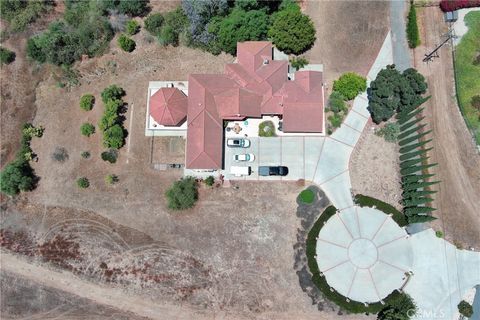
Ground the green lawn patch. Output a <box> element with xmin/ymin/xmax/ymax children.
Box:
<box><xmin>354</xmin><ymin>194</ymin><xmax>408</xmax><ymax>227</ymax></box>
<box><xmin>454</xmin><ymin>11</ymin><xmax>480</xmax><ymax>144</ymax></box>
<box><xmin>258</xmin><ymin>120</ymin><xmax>276</xmax><ymax>137</ymax></box>
<box><xmin>305</xmin><ymin>205</ymin><xmax>403</xmax><ymax>313</ymax></box>
<box><xmin>298</xmin><ymin>189</ymin><xmax>315</xmax><ymax>204</ymax></box>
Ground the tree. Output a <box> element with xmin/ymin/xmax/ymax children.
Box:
<box><xmin>408</xmin><ymin>214</ymin><xmax>436</xmax><ymax>223</ymax></box>
<box><xmin>406</xmin><ymin>4</ymin><xmax>420</xmax><ymax>48</ymax></box>
<box><xmin>0</xmin><ymin>160</ymin><xmax>36</xmax><ymax>196</ymax></box>
<box><xmin>165</xmin><ymin>177</ymin><xmax>198</xmax><ymax>210</ymax></box>
<box><xmin>77</xmin><ymin>177</ymin><xmax>90</xmax><ymax>189</ymax></box>
<box><xmin>118</xmin><ymin>34</ymin><xmax>136</xmax><ymax>52</ymax></box>
<box><xmin>402</xmin><ymin>196</ymin><xmax>433</xmax><ymax>207</ymax></box>
<box><xmin>0</xmin><ymin>47</ymin><xmax>16</xmax><ymax>64</ymax></box>
<box><xmin>126</xmin><ymin>19</ymin><xmax>140</xmax><ymax>35</ymax></box>
<box><xmin>328</xmin><ymin>91</ymin><xmax>347</xmax><ymax>114</ymax></box>
<box><xmin>101</xmin><ymin>149</ymin><xmax>118</xmax><ymax>163</ymax></box>
<box><xmin>80</xmin><ymin>94</ymin><xmax>95</xmax><ymax>111</ymax></box>
<box><xmin>401</xmin><ymin>173</ymin><xmax>434</xmax><ymax>184</ymax></box>
<box><xmin>209</xmin><ymin>8</ymin><xmax>269</xmax><ymax>55</ymax></box>
<box><xmin>103</xmin><ymin>124</ymin><xmax>125</xmax><ymax>149</ymax></box>
<box><xmin>182</xmin><ymin>0</ymin><xmax>229</xmax><ymax>46</ymax></box>
<box><xmin>333</xmin><ymin>73</ymin><xmax>367</xmax><ymax>100</ymax></box>
<box><xmin>378</xmin><ymin>293</ymin><xmax>416</xmax><ymax>320</ymax></box>
<box><xmin>398</xmin><ymin>130</ymin><xmax>432</xmax><ymax>146</ymax></box>
<box><xmin>144</xmin><ymin>12</ymin><xmax>164</xmax><ymax>35</ymax></box>
<box><xmin>290</xmin><ymin>56</ymin><xmax>309</xmax><ymax>69</ymax></box>
<box><xmin>400</xmin><ymin>116</ymin><xmax>425</xmax><ymax>132</ymax></box>
<box><xmin>397</xmin><ymin>124</ymin><xmax>428</xmax><ymax>140</ymax></box>
<box><xmin>400</xmin><ymin>162</ymin><xmax>436</xmax><ymax>176</ymax></box>
<box><xmin>397</xmin><ymin>107</ymin><xmax>424</xmax><ymax>125</ymax></box>
<box><xmin>402</xmin><ymin>180</ymin><xmax>439</xmax><ymax>192</ymax></box>
<box><xmin>399</xmin><ymin>139</ymin><xmax>432</xmax><ymax>154</ymax></box>
<box><xmin>80</xmin><ymin>123</ymin><xmax>95</xmax><ymax>137</ymax></box>
<box><xmin>117</xmin><ymin>0</ymin><xmax>149</xmax><ymax>17</ymax></box>
<box><xmin>458</xmin><ymin>300</ymin><xmax>474</xmax><ymax>318</ymax></box>
<box><xmin>101</xmin><ymin>85</ymin><xmax>125</xmax><ymax>103</ymax></box>
<box><xmin>268</xmin><ymin>6</ymin><xmax>316</xmax><ymax>54</ymax></box>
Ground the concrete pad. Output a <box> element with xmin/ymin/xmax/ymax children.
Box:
<box><xmin>339</xmin><ymin>207</ymin><xmax>361</xmax><ymax>239</ymax></box>
<box><xmin>331</xmin><ymin>124</ymin><xmax>362</xmax><ymax>148</ymax></box>
<box><xmin>371</xmin><ymin>261</ymin><xmax>407</xmax><ymax>299</ymax></box>
<box><xmin>316</xmin><ymin>241</ymin><xmax>349</xmax><ymax>270</ymax></box>
<box><xmin>314</xmin><ymin>138</ymin><xmax>351</xmax><ymax>184</ymax></box>
<box><xmin>357</xmin><ymin>207</ymin><xmax>388</xmax><ymax>239</ymax></box>
<box><xmin>378</xmin><ymin>237</ymin><xmax>412</xmax><ymax>272</ymax></box>
<box><xmin>320</xmin><ymin>171</ymin><xmax>354</xmax><ymax>210</ymax></box>
<box><xmin>281</xmin><ymin>137</ymin><xmax>304</xmax><ymax>180</ymax></box>
<box><xmin>322</xmin><ymin>261</ymin><xmax>356</xmax><ymax>295</ymax></box>
<box><xmin>349</xmin><ymin>269</ymin><xmax>380</xmax><ymax>302</ymax></box>
<box><xmin>372</xmin><ymin>218</ymin><xmax>406</xmax><ymax>246</ymax></box>
<box><xmin>318</xmin><ymin>215</ymin><xmax>354</xmax><ymax>248</ymax></box>
<box><xmin>258</xmin><ymin>138</ymin><xmax>281</xmax><ymax>165</ymax></box>
<box><xmin>343</xmin><ymin>111</ymin><xmax>369</xmax><ymax>133</ymax></box>
<box><xmin>304</xmin><ymin>137</ymin><xmax>325</xmax><ymax>181</ymax></box>
<box><xmin>352</xmin><ymin>92</ymin><xmax>371</xmax><ymax>119</ymax></box>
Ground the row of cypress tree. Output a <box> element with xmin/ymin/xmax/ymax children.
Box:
<box><xmin>396</xmin><ymin>96</ymin><xmax>439</xmax><ymax>224</ymax></box>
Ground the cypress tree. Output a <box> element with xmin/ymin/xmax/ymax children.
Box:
<box><xmin>404</xmin><ymin>206</ymin><xmax>436</xmax><ymax>216</ymax></box>
<box><xmin>400</xmin><ymin>116</ymin><xmax>425</xmax><ymax>132</ymax></box>
<box><xmin>403</xmin><ymin>197</ymin><xmax>433</xmax><ymax>206</ymax></box>
<box><xmin>396</xmin><ymin>96</ymin><xmax>430</xmax><ymax>119</ymax></box>
<box><xmin>399</xmin><ymin>147</ymin><xmax>432</xmax><ymax>161</ymax></box>
<box><xmin>399</xmin><ymin>130</ymin><xmax>432</xmax><ymax>146</ymax></box>
<box><xmin>407</xmin><ymin>214</ymin><xmax>437</xmax><ymax>223</ymax></box>
<box><xmin>402</xmin><ymin>180</ymin><xmax>440</xmax><ymax>192</ymax></box>
<box><xmin>397</xmin><ymin>107</ymin><xmax>425</xmax><ymax>125</ymax></box>
<box><xmin>398</xmin><ymin>124</ymin><xmax>428</xmax><ymax>140</ymax></box>
<box><xmin>400</xmin><ymin>139</ymin><xmax>433</xmax><ymax>154</ymax></box>
<box><xmin>400</xmin><ymin>157</ymin><xmax>429</xmax><ymax>169</ymax></box>
<box><xmin>402</xmin><ymin>173</ymin><xmax>435</xmax><ymax>184</ymax></box>
<box><xmin>400</xmin><ymin>163</ymin><xmax>437</xmax><ymax>176</ymax></box>
<box><xmin>402</xmin><ymin>189</ymin><xmax>437</xmax><ymax>199</ymax></box>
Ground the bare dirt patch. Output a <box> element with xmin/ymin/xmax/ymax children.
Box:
<box><xmin>305</xmin><ymin>1</ymin><xmax>390</xmax><ymax>85</ymax></box>
<box><xmin>414</xmin><ymin>7</ymin><xmax>480</xmax><ymax>248</ymax></box>
<box><xmin>350</xmin><ymin>122</ymin><xmax>403</xmax><ymax>210</ymax></box>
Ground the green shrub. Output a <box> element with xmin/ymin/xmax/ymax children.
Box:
<box><xmin>126</xmin><ymin>19</ymin><xmax>140</xmax><ymax>35</ymax></box>
<box><xmin>103</xmin><ymin>124</ymin><xmax>125</xmax><ymax>149</ymax></box>
<box><xmin>80</xmin><ymin>94</ymin><xmax>95</xmax><ymax>111</ymax></box>
<box><xmin>0</xmin><ymin>159</ymin><xmax>36</xmax><ymax>196</ymax></box>
<box><xmin>406</xmin><ymin>5</ymin><xmax>420</xmax><ymax>48</ymax></box>
<box><xmin>144</xmin><ymin>13</ymin><xmax>164</xmax><ymax>35</ymax></box>
<box><xmin>458</xmin><ymin>300</ymin><xmax>474</xmax><ymax>318</ymax></box>
<box><xmin>0</xmin><ymin>47</ymin><xmax>16</xmax><ymax>64</ymax></box>
<box><xmin>328</xmin><ymin>91</ymin><xmax>347</xmax><ymax>114</ymax></box>
<box><xmin>268</xmin><ymin>4</ymin><xmax>316</xmax><ymax>55</ymax></box>
<box><xmin>290</xmin><ymin>56</ymin><xmax>309</xmax><ymax>69</ymax></box>
<box><xmin>375</xmin><ymin>123</ymin><xmax>400</xmax><ymax>142</ymax></box>
<box><xmin>354</xmin><ymin>194</ymin><xmax>407</xmax><ymax>226</ymax></box>
<box><xmin>101</xmin><ymin>149</ymin><xmax>118</xmax><ymax>163</ymax></box>
<box><xmin>101</xmin><ymin>85</ymin><xmax>125</xmax><ymax>104</ymax></box>
<box><xmin>0</xmin><ymin>0</ymin><xmax>52</xmax><ymax>32</ymax></box>
<box><xmin>204</xmin><ymin>176</ymin><xmax>215</xmax><ymax>186</ymax></box>
<box><xmin>118</xmin><ymin>34</ymin><xmax>136</xmax><ymax>52</ymax></box>
<box><xmin>80</xmin><ymin>123</ymin><xmax>95</xmax><ymax>137</ymax></box>
<box><xmin>258</xmin><ymin>120</ymin><xmax>276</xmax><ymax>137</ymax></box>
<box><xmin>105</xmin><ymin>174</ymin><xmax>119</xmax><ymax>185</ymax></box>
<box><xmin>76</xmin><ymin>177</ymin><xmax>89</xmax><ymax>189</ymax></box>
<box><xmin>158</xmin><ymin>25</ymin><xmax>178</xmax><ymax>46</ymax></box>
<box><xmin>435</xmin><ymin>230</ymin><xmax>444</xmax><ymax>238</ymax></box>
<box><xmin>81</xmin><ymin>151</ymin><xmax>91</xmax><ymax>159</ymax></box>
<box><xmin>298</xmin><ymin>189</ymin><xmax>315</xmax><ymax>204</ymax></box>
<box><xmin>165</xmin><ymin>177</ymin><xmax>198</xmax><ymax>210</ymax></box>
<box><xmin>22</xmin><ymin>123</ymin><xmax>44</xmax><ymax>138</ymax></box>
<box><xmin>377</xmin><ymin>293</ymin><xmax>417</xmax><ymax>320</ymax></box>
<box><xmin>332</xmin><ymin>72</ymin><xmax>367</xmax><ymax>100</ymax></box>
<box><xmin>328</xmin><ymin>113</ymin><xmax>343</xmax><ymax>128</ymax></box>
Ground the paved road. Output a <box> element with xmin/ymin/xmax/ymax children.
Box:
<box><xmin>390</xmin><ymin>0</ymin><xmax>411</xmax><ymax>71</ymax></box>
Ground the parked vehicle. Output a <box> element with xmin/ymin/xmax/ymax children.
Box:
<box><xmin>258</xmin><ymin>166</ymin><xmax>289</xmax><ymax>176</ymax></box>
<box><xmin>234</xmin><ymin>153</ymin><xmax>255</xmax><ymax>162</ymax></box>
<box><xmin>230</xmin><ymin>166</ymin><xmax>251</xmax><ymax>177</ymax></box>
<box><xmin>227</xmin><ymin>138</ymin><xmax>250</xmax><ymax>148</ymax></box>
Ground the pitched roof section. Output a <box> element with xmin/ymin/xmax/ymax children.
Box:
<box><xmin>149</xmin><ymin>88</ymin><xmax>187</xmax><ymax>126</ymax></box>
<box><xmin>185</xmin><ymin>42</ymin><xmax>324</xmax><ymax>169</ymax></box>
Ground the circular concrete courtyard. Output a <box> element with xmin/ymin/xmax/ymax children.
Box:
<box><xmin>315</xmin><ymin>206</ymin><xmax>413</xmax><ymax>303</ymax></box>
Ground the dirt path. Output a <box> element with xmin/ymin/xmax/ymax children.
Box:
<box><xmin>1</xmin><ymin>251</ymin><xmax>369</xmax><ymax>320</ymax></box>
<box><xmin>414</xmin><ymin>7</ymin><xmax>480</xmax><ymax>248</ymax></box>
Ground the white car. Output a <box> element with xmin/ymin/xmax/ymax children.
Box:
<box><xmin>227</xmin><ymin>138</ymin><xmax>250</xmax><ymax>148</ymax></box>
<box><xmin>234</xmin><ymin>153</ymin><xmax>255</xmax><ymax>162</ymax></box>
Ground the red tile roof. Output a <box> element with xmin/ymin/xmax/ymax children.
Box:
<box><xmin>149</xmin><ymin>88</ymin><xmax>187</xmax><ymax>126</ymax></box>
<box><xmin>185</xmin><ymin>41</ymin><xmax>324</xmax><ymax>169</ymax></box>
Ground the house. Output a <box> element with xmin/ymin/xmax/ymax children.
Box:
<box><xmin>147</xmin><ymin>41</ymin><xmax>325</xmax><ymax>171</ymax></box>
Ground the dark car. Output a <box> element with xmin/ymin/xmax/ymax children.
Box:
<box><xmin>258</xmin><ymin>166</ymin><xmax>289</xmax><ymax>176</ymax></box>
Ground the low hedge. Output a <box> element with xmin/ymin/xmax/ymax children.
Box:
<box><xmin>353</xmin><ymin>194</ymin><xmax>408</xmax><ymax>227</ymax></box>
<box><xmin>306</xmin><ymin>204</ymin><xmax>403</xmax><ymax>313</ymax></box>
